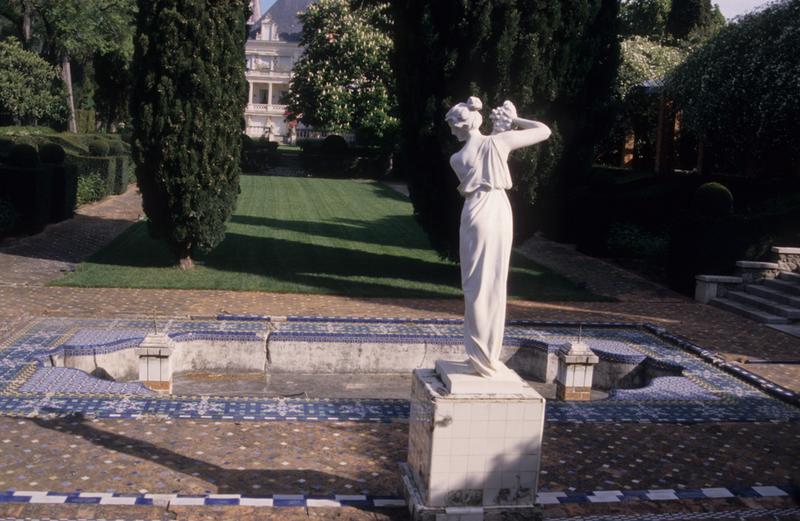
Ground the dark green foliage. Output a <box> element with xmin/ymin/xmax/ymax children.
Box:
<box><xmin>607</xmin><ymin>222</ymin><xmax>669</xmax><ymax>258</ymax></box>
<box><xmin>87</xmin><ymin>138</ymin><xmax>110</xmax><ymax>157</ymax></box>
<box><xmin>0</xmin><ymin>199</ymin><xmax>16</xmax><ymax>236</ymax></box>
<box><xmin>94</xmin><ymin>51</ymin><xmax>133</xmax><ymax>131</ymax></box>
<box><xmin>64</xmin><ymin>153</ymin><xmax>116</xmax><ymax>196</ymax></box>
<box><xmin>667</xmin><ymin>1</ymin><xmax>800</xmax><ymax>177</ymax></box>
<box><xmin>321</xmin><ymin>135</ymin><xmax>348</xmax><ymax>155</ymax></box>
<box><xmin>0</xmin><ymin>165</ymin><xmax>54</xmax><ymax>232</ymax></box>
<box><xmin>131</xmin><ymin>0</ymin><xmax>248</xmax><ymax>262</ymax></box>
<box><xmin>666</xmin><ymin>0</ymin><xmax>718</xmax><ymax>40</ymax></box>
<box><xmin>7</xmin><ymin>143</ymin><xmax>39</xmax><ymax>167</ymax></box>
<box><xmin>392</xmin><ymin>0</ymin><xmax>620</xmax><ymax>259</ymax></box>
<box><xmin>75</xmin><ymin>109</ymin><xmax>97</xmax><ymax>134</ymax></box>
<box><xmin>50</xmin><ymin>165</ymin><xmax>78</xmax><ymax>222</ymax></box>
<box><xmin>692</xmin><ymin>182</ymin><xmax>733</xmax><ymax>217</ymax></box>
<box><xmin>76</xmin><ymin>171</ymin><xmax>107</xmax><ymax>205</ymax></box>
<box><xmin>39</xmin><ymin>143</ymin><xmax>66</xmax><ymax>165</ymax></box>
<box><xmin>620</xmin><ymin>0</ymin><xmax>670</xmax><ymax>39</ymax></box>
<box><xmin>112</xmin><ymin>156</ymin><xmax>130</xmax><ymax>194</ymax></box>
<box><xmin>0</xmin><ymin>139</ymin><xmax>14</xmax><ymax>158</ymax></box>
<box><xmin>0</xmin><ymin>38</ymin><xmax>68</xmax><ymax>125</ymax></box>
<box><xmin>107</xmin><ymin>139</ymin><xmax>126</xmax><ymax>155</ymax></box>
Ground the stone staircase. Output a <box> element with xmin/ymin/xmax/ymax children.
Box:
<box><xmin>696</xmin><ymin>247</ymin><xmax>800</xmax><ymax>325</ymax></box>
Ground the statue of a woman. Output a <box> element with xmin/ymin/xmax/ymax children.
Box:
<box><xmin>445</xmin><ymin>97</ymin><xmax>551</xmax><ymax>378</ymax></box>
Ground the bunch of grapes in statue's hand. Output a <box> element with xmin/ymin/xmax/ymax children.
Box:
<box><xmin>490</xmin><ymin>100</ymin><xmax>517</xmax><ymax>134</ymax></box>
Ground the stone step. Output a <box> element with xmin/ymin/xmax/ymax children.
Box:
<box><xmin>745</xmin><ymin>284</ymin><xmax>800</xmax><ymax>308</ymax></box>
<box><xmin>727</xmin><ymin>290</ymin><xmax>800</xmax><ymax>319</ymax></box>
<box><xmin>709</xmin><ymin>297</ymin><xmax>790</xmax><ymax>324</ymax></box>
<box><xmin>778</xmin><ymin>271</ymin><xmax>800</xmax><ymax>284</ymax></box>
<box><xmin>764</xmin><ymin>277</ymin><xmax>800</xmax><ymax>297</ymax></box>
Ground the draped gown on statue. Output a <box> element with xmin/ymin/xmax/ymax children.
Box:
<box><xmin>450</xmin><ymin>135</ymin><xmax>513</xmax><ymax>377</ymax></box>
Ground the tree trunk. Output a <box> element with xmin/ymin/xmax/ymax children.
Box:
<box><xmin>61</xmin><ymin>54</ymin><xmax>78</xmax><ymax>133</ymax></box>
<box><xmin>21</xmin><ymin>1</ymin><xmax>32</xmax><ymax>48</ymax></box>
<box><xmin>178</xmin><ymin>242</ymin><xmax>194</xmax><ymax>270</ymax></box>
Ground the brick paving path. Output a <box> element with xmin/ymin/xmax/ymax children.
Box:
<box><xmin>0</xmin><ymin>185</ymin><xmax>798</xmax><ymax>520</ymax></box>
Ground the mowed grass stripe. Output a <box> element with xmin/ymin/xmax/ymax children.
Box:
<box><xmin>53</xmin><ymin>176</ymin><xmax>604</xmax><ymax>300</ymax></box>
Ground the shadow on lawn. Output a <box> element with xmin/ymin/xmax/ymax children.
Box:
<box><xmin>29</xmin><ymin>414</ymin><xmax>405</xmax><ymax>507</ymax></box>
<box><xmin>205</xmin><ymin>231</ymin><xmax>462</xmax><ymax>298</ymax></box>
<box><xmin>228</xmin><ymin>214</ymin><xmax>432</xmax><ymax>251</ymax></box>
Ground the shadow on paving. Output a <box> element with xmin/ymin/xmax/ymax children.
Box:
<box><xmin>0</xmin><ymin>215</ymin><xmax>135</xmax><ymax>264</ymax></box>
<box><xmin>30</xmin><ymin>413</ymin><xmax>400</xmax><ymax>502</ymax></box>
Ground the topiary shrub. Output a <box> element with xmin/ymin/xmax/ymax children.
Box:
<box><xmin>7</xmin><ymin>144</ymin><xmax>39</xmax><ymax>167</ymax></box>
<box><xmin>692</xmin><ymin>181</ymin><xmax>733</xmax><ymax>217</ymax></box>
<box><xmin>321</xmin><ymin>134</ymin><xmax>348</xmax><ymax>155</ymax></box>
<box><xmin>39</xmin><ymin>143</ymin><xmax>66</xmax><ymax>165</ymax></box>
<box><xmin>87</xmin><ymin>139</ymin><xmax>110</xmax><ymax>157</ymax></box>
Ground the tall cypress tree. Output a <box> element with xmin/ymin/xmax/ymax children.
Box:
<box><xmin>131</xmin><ymin>0</ymin><xmax>248</xmax><ymax>269</ymax></box>
<box><xmin>392</xmin><ymin>0</ymin><xmax>619</xmax><ymax>259</ymax></box>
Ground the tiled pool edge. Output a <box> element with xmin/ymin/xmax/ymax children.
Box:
<box><xmin>0</xmin><ymin>483</ymin><xmax>790</xmax><ymax>507</ymax></box>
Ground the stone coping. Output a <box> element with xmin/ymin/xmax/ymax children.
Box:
<box><xmin>696</xmin><ymin>275</ymin><xmax>742</xmax><ymax>283</ymax></box>
<box><xmin>736</xmin><ymin>261</ymin><xmax>781</xmax><ymax>269</ymax></box>
<box><xmin>772</xmin><ymin>246</ymin><xmax>800</xmax><ymax>255</ymax></box>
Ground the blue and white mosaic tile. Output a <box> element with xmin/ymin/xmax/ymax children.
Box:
<box><xmin>0</xmin><ymin>483</ymin><xmax>789</xmax><ymax>509</ymax></box>
<box><xmin>0</xmin><ymin>316</ymin><xmax>796</xmax><ymax>423</ymax></box>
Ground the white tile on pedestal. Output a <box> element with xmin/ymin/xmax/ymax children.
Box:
<box><xmin>451</xmin><ymin>437</ymin><xmax>470</xmax><ymax>456</ymax></box>
<box><xmin>466</xmin><ymin>454</ymin><xmax>486</xmax><ymax>474</ymax></box>
<box><xmin>486</xmin><ymin>420</ymin><xmax>506</xmax><ymax>438</ymax></box>
<box><xmin>450</xmin><ymin>455</ymin><xmax>468</xmax><ymax>474</ymax></box>
<box><xmin>506</xmin><ymin>403</ymin><xmax>526</xmax><ymax>421</ymax></box>
<box><xmin>453</xmin><ymin>402</ymin><xmax>472</xmax><ymax>420</ymax></box>
<box><xmin>471</xmin><ymin>403</ymin><xmax>490</xmax><ymax>420</ymax></box>
<box><xmin>524</xmin><ymin>403</ymin><xmax>543</xmax><ymax>421</ymax></box>
<box><xmin>470</xmin><ymin>420</ymin><xmax>490</xmax><ymax>438</ymax></box>
<box><xmin>488</xmin><ymin>403</ymin><xmax>507</xmax><ymax>421</ymax></box>
<box><xmin>451</xmin><ymin>419</ymin><xmax>472</xmax><ymax>439</ymax></box>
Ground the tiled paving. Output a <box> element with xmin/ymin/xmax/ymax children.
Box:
<box><xmin>0</xmin><ymin>189</ymin><xmax>798</xmax><ymax>520</ymax></box>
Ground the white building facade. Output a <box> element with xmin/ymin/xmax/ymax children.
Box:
<box><xmin>244</xmin><ymin>0</ymin><xmax>312</xmax><ymax>140</ymax></box>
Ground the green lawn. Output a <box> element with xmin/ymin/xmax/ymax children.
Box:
<box><xmin>54</xmin><ymin>176</ymin><xmax>605</xmax><ymax>300</ymax></box>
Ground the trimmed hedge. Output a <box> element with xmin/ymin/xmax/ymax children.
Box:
<box><xmin>0</xmin><ymin>164</ymin><xmax>54</xmax><ymax>233</ymax></box>
<box><xmin>64</xmin><ymin>153</ymin><xmax>116</xmax><ymax>196</ymax></box>
<box><xmin>112</xmin><ymin>155</ymin><xmax>131</xmax><ymax>194</ymax></box>
<box><xmin>49</xmin><ymin>164</ymin><xmax>78</xmax><ymax>222</ymax></box>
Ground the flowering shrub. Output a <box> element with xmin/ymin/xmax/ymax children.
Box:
<box><xmin>667</xmin><ymin>0</ymin><xmax>800</xmax><ymax>176</ymax></box>
<box><xmin>288</xmin><ymin>0</ymin><xmax>397</xmax><ymax>145</ymax></box>
<box><xmin>618</xmin><ymin>36</ymin><xmax>686</xmax><ymax>100</ymax></box>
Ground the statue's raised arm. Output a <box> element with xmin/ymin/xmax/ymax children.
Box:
<box><xmin>445</xmin><ymin>97</ymin><xmax>551</xmax><ymax>378</ymax></box>
<box><xmin>490</xmin><ymin>100</ymin><xmax>551</xmax><ymax>150</ymax></box>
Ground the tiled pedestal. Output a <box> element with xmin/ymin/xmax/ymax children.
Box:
<box><xmin>401</xmin><ymin>363</ymin><xmax>545</xmax><ymax>521</ymax></box>
<box><xmin>555</xmin><ymin>342</ymin><xmax>598</xmax><ymax>401</ymax></box>
<box><xmin>135</xmin><ymin>333</ymin><xmax>173</xmax><ymax>393</ymax></box>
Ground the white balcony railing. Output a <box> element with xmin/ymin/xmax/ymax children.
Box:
<box><xmin>246</xmin><ymin>103</ymin><xmax>288</xmax><ymax>113</ymax></box>
<box><xmin>246</xmin><ymin>69</ymin><xmax>292</xmax><ymax>79</ymax></box>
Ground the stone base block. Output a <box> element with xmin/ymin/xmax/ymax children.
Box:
<box><xmin>142</xmin><ymin>380</ymin><xmax>172</xmax><ymax>393</ymax></box>
<box><xmin>406</xmin><ymin>367</ymin><xmax>545</xmax><ymax>519</ymax></box>
<box><xmin>556</xmin><ymin>384</ymin><xmax>591</xmax><ymax>401</ymax></box>
<box><xmin>401</xmin><ymin>463</ymin><xmax>543</xmax><ymax>521</ymax></box>
<box><xmin>436</xmin><ymin>360</ymin><xmax>526</xmax><ymax>395</ymax></box>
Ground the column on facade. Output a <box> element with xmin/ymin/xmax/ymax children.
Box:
<box><xmin>248</xmin><ymin>81</ymin><xmax>253</xmax><ymax>105</ymax></box>
<box><xmin>268</xmin><ymin>83</ymin><xmax>273</xmax><ymax>108</ymax></box>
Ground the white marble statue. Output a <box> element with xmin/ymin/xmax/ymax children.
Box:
<box><xmin>445</xmin><ymin>97</ymin><xmax>551</xmax><ymax>378</ymax></box>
